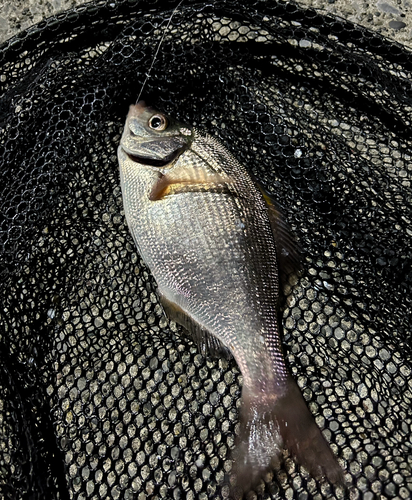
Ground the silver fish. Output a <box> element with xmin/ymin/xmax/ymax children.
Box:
<box><xmin>117</xmin><ymin>102</ymin><xmax>344</xmax><ymax>490</ymax></box>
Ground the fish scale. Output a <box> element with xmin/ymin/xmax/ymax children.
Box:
<box><xmin>118</xmin><ymin>101</ymin><xmax>344</xmax><ymax>492</ymax></box>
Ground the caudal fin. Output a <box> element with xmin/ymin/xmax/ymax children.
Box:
<box><xmin>232</xmin><ymin>376</ymin><xmax>344</xmax><ymax>493</ymax></box>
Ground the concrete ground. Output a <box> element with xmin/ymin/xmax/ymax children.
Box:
<box><xmin>0</xmin><ymin>0</ymin><xmax>411</xmax><ymax>48</ymax></box>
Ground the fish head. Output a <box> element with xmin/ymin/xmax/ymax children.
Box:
<box><xmin>119</xmin><ymin>101</ymin><xmax>193</xmax><ymax>168</ymax></box>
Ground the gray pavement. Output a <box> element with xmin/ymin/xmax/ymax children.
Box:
<box><xmin>0</xmin><ymin>0</ymin><xmax>412</xmax><ymax>48</ymax></box>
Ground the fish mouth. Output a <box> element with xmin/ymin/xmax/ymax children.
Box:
<box><xmin>122</xmin><ymin>145</ymin><xmax>187</xmax><ymax>168</ymax></box>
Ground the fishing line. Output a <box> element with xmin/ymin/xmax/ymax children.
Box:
<box><xmin>136</xmin><ymin>0</ymin><xmax>185</xmax><ymax>103</ymax></box>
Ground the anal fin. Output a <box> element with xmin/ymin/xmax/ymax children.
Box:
<box><xmin>159</xmin><ymin>293</ymin><xmax>232</xmax><ymax>359</ymax></box>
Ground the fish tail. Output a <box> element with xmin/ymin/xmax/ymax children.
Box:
<box><xmin>233</xmin><ymin>376</ymin><xmax>344</xmax><ymax>492</ymax></box>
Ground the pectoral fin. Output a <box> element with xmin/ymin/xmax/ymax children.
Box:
<box><xmin>150</xmin><ymin>171</ymin><xmax>234</xmax><ymax>201</ymax></box>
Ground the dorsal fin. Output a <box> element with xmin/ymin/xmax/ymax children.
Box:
<box><xmin>255</xmin><ymin>181</ymin><xmax>302</xmax><ymax>304</ymax></box>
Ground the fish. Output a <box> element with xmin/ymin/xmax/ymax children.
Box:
<box><xmin>117</xmin><ymin>101</ymin><xmax>344</xmax><ymax>492</ymax></box>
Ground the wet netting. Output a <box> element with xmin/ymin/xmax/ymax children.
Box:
<box><xmin>1</xmin><ymin>0</ymin><xmax>411</xmax><ymax>498</ymax></box>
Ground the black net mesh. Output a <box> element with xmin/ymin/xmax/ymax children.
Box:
<box><xmin>1</xmin><ymin>0</ymin><xmax>411</xmax><ymax>498</ymax></box>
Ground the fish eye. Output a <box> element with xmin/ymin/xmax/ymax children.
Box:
<box><xmin>148</xmin><ymin>114</ymin><xmax>168</xmax><ymax>131</ymax></box>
